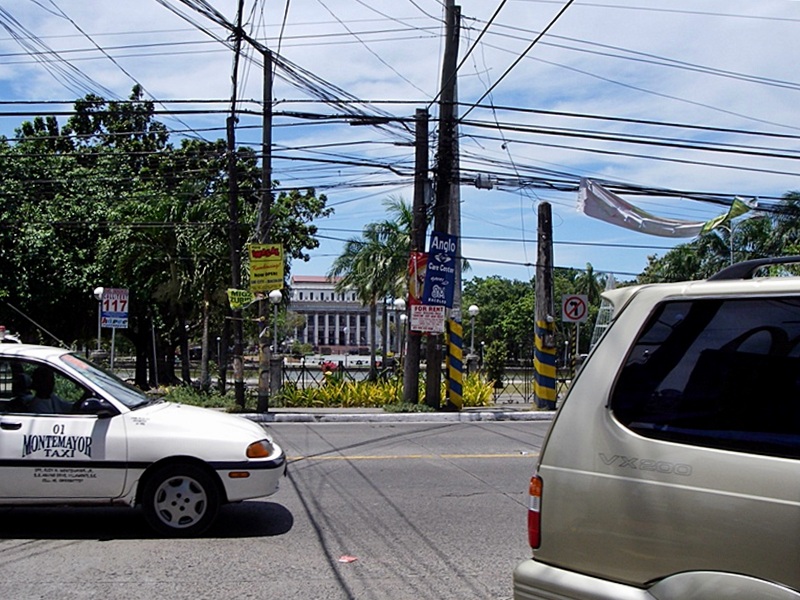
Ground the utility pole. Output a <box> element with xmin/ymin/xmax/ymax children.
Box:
<box><xmin>447</xmin><ymin>38</ymin><xmax>464</xmax><ymax>411</ymax></box>
<box><xmin>256</xmin><ymin>48</ymin><xmax>275</xmax><ymax>413</ymax></box>
<box><xmin>403</xmin><ymin>108</ymin><xmax>429</xmax><ymax>405</ymax></box>
<box><xmin>427</xmin><ymin>0</ymin><xmax>460</xmax><ymax>410</ymax></box>
<box><xmin>534</xmin><ymin>202</ymin><xmax>557</xmax><ymax>410</ymax></box>
<box><xmin>227</xmin><ymin>0</ymin><xmax>246</xmax><ymax>409</ymax></box>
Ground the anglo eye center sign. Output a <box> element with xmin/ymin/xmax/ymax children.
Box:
<box><xmin>422</xmin><ymin>231</ymin><xmax>457</xmax><ymax>308</ymax></box>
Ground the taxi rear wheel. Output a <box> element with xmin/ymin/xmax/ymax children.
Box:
<box><xmin>141</xmin><ymin>463</ymin><xmax>220</xmax><ymax>536</ymax></box>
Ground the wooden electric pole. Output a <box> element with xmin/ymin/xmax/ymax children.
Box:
<box><xmin>403</xmin><ymin>108</ymin><xmax>429</xmax><ymax>405</ymax></box>
<box><xmin>534</xmin><ymin>202</ymin><xmax>557</xmax><ymax>409</ymax></box>
<box><xmin>256</xmin><ymin>48</ymin><xmax>275</xmax><ymax>413</ymax></box>
<box><xmin>426</xmin><ymin>0</ymin><xmax>460</xmax><ymax>409</ymax></box>
<box><xmin>227</xmin><ymin>0</ymin><xmax>246</xmax><ymax>409</ymax></box>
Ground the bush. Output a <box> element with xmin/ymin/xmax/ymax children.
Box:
<box><xmin>275</xmin><ymin>372</ymin><xmax>493</xmax><ymax>409</ymax></box>
<box><xmin>483</xmin><ymin>341</ymin><xmax>508</xmax><ymax>388</ymax></box>
<box><xmin>161</xmin><ymin>372</ymin><xmax>495</xmax><ymax>411</ymax></box>
<box><xmin>160</xmin><ymin>385</ymin><xmax>254</xmax><ymax>412</ymax></box>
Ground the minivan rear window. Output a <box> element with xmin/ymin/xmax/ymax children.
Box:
<box><xmin>610</xmin><ymin>297</ymin><xmax>800</xmax><ymax>459</ymax></box>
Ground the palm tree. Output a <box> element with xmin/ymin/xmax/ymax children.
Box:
<box><xmin>769</xmin><ymin>192</ymin><xmax>800</xmax><ymax>255</ymax></box>
<box><xmin>328</xmin><ymin>197</ymin><xmax>412</xmax><ymax>380</ymax></box>
<box><xmin>328</xmin><ymin>231</ymin><xmax>387</xmax><ymax>380</ymax></box>
<box><xmin>574</xmin><ymin>263</ymin><xmax>604</xmax><ymax>304</ymax></box>
<box><xmin>373</xmin><ymin>197</ymin><xmax>412</xmax><ymax>358</ymax></box>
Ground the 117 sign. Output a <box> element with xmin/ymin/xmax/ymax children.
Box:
<box><xmin>101</xmin><ymin>288</ymin><xmax>129</xmax><ymax>329</ymax></box>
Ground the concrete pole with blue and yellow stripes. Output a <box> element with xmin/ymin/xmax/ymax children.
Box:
<box><xmin>446</xmin><ymin>317</ymin><xmax>464</xmax><ymax>409</ymax></box>
<box><xmin>534</xmin><ymin>202</ymin><xmax>557</xmax><ymax>410</ymax></box>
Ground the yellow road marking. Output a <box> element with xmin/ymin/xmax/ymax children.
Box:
<box><xmin>288</xmin><ymin>452</ymin><xmax>539</xmax><ymax>462</ymax></box>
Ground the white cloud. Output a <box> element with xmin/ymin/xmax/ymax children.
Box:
<box><xmin>2</xmin><ymin>0</ymin><xmax>799</xmax><ymax>282</ymax></box>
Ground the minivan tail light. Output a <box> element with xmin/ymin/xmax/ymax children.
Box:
<box><xmin>527</xmin><ymin>474</ymin><xmax>542</xmax><ymax>549</ymax></box>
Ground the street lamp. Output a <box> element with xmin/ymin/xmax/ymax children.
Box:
<box><xmin>268</xmin><ymin>289</ymin><xmax>282</xmax><ymax>352</ymax></box>
<box><xmin>93</xmin><ymin>286</ymin><xmax>104</xmax><ymax>352</ymax></box>
<box><xmin>393</xmin><ymin>297</ymin><xmax>406</xmax><ymax>356</ymax></box>
<box><xmin>468</xmin><ymin>304</ymin><xmax>479</xmax><ymax>355</ymax></box>
<box><xmin>399</xmin><ymin>313</ymin><xmax>408</xmax><ymax>365</ymax></box>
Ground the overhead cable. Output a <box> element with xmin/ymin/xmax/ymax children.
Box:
<box><xmin>460</xmin><ymin>0</ymin><xmax>577</xmax><ymax>121</ymax></box>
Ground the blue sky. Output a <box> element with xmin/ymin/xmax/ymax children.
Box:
<box><xmin>2</xmin><ymin>0</ymin><xmax>800</xmax><ymax>283</ymax></box>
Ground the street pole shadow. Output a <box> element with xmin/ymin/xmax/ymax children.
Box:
<box><xmin>0</xmin><ymin>501</ymin><xmax>293</xmax><ymax>540</ymax></box>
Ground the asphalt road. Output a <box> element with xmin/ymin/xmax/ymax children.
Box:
<box><xmin>0</xmin><ymin>420</ymin><xmax>550</xmax><ymax>600</ymax></box>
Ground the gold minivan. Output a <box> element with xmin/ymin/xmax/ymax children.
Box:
<box><xmin>514</xmin><ymin>257</ymin><xmax>800</xmax><ymax>599</ymax></box>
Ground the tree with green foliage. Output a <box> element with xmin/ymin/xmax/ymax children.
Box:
<box><xmin>482</xmin><ymin>339</ymin><xmax>508</xmax><ymax>389</ymax></box>
<box><xmin>462</xmin><ymin>265</ymin><xmax>611</xmax><ymax>368</ymax></box>
<box><xmin>462</xmin><ymin>276</ymin><xmax>535</xmax><ymax>363</ymax></box>
<box><xmin>0</xmin><ymin>87</ymin><xmax>331</xmax><ymax>391</ymax></box>
<box><xmin>636</xmin><ymin>194</ymin><xmax>800</xmax><ymax>284</ymax></box>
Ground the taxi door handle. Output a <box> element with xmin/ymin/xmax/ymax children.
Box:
<box><xmin>0</xmin><ymin>421</ymin><xmax>22</xmax><ymax>430</ymax></box>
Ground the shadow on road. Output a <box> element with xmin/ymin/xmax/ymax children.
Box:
<box><xmin>0</xmin><ymin>501</ymin><xmax>293</xmax><ymax>540</ymax></box>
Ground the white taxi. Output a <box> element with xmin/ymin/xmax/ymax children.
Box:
<box><xmin>0</xmin><ymin>344</ymin><xmax>286</xmax><ymax>536</ymax></box>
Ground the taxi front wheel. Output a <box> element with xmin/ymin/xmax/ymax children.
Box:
<box><xmin>141</xmin><ymin>463</ymin><xmax>220</xmax><ymax>536</ymax></box>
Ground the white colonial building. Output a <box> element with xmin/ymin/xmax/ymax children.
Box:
<box><xmin>290</xmin><ymin>275</ymin><xmax>385</xmax><ymax>353</ymax></box>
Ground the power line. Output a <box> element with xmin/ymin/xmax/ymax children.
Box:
<box><xmin>460</xmin><ymin>0</ymin><xmax>577</xmax><ymax>121</ymax></box>
<box><xmin>515</xmin><ymin>1</ymin><xmax>800</xmax><ymax>24</ymax></box>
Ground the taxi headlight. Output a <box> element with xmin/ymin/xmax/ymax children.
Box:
<box><xmin>246</xmin><ymin>439</ymin><xmax>275</xmax><ymax>459</ymax></box>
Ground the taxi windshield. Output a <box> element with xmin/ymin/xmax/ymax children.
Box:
<box><xmin>59</xmin><ymin>353</ymin><xmax>155</xmax><ymax>409</ymax></box>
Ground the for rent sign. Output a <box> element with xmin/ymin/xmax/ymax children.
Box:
<box><xmin>410</xmin><ymin>304</ymin><xmax>446</xmax><ymax>333</ymax></box>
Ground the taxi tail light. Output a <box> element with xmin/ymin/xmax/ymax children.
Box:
<box><xmin>246</xmin><ymin>439</ymin><xmax>275</xmax><ymax>459</ymax></box>
<box><xmin>527</xmin><ymin>474</ymin><xmax>543</xmax><ymax>549</ymax></box>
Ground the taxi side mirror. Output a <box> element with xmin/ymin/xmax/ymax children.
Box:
<box><xmin>77</xmin><ymin>397</ymin><xmax>117</xmax><ymax>419</ymax></box>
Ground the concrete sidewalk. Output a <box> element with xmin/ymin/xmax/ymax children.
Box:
<box><xmin>244</xmin><ymin>404</ymin><xmax>555</xmax><ymax>423</ymax></box>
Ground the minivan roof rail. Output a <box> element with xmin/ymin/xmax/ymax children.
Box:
<box><xmin>708</xmin><ymin>256</ymin><xmax>800</xmax><ymax>281</ymax></box>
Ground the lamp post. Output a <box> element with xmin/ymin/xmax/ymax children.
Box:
<box><xmin>393</xmin><ymin>297</ymin><xmax>406</xmax><ymax>357</ymax></box>
<box><xmin>93</xmin><ymin>287</ymin><xmax>104</xmax><ymax>352</ymax></box>
<box><xmin>468</xmin><ymin>304</ymin><xmax>479</xmax><ymax>355</ymax></box>
<box><xmin>467</xmin><ymin>304</ymin><xmax>479</xmax><ymax>375</ymax></box>
<box><xmin>399</xmin><ymin>313</ymin><xmax>407</xmax><ymax>365</ymax></box>
<box><xmin>269</xmin><ymin>289</ymin><xmax>282</xmax><ymax>352</ymax></box>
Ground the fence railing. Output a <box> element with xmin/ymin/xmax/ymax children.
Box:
<box><xmin>110</xmin><ymin>357</ymin><xmax>574</xmax><ymax>405</ymax></box>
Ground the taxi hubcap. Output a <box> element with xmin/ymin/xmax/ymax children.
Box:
<box><xmin>153</xmin><ymin>475</ymin><xmax>207</xmax><ymax>528</ymax></box>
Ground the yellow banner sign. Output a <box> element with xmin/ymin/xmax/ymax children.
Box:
<box><xmin>249</xmin><ymin>243</ymin><xmax>284</xmax><ymax>293</ymax></box>
<box><xmin>227</xmin><ymin>288</ymin><xmax>257</xmax><ymax>310</ymax></box>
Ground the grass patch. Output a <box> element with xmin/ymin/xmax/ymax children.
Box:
<box><xmin>382</xmin><ymin>402</ymin><xmax>436</xmax><ymax>413</ymax></box>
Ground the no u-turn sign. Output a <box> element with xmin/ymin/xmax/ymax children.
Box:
<box><xmin>562</xmin><ymin>294</ymin><xmax>588</xmax><ymax>323</ymax></box>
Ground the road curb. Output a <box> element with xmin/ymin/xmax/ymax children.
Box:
<box><xmin>245</xmin><ymin>410</ymin><xmax>554</xmax><ymax>424</ymax></box>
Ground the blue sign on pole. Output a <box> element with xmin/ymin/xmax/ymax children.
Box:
<box><xmin>422</xmin><ymin>230</ymin><xmax>457</xmax><ymax>308</ymax></box>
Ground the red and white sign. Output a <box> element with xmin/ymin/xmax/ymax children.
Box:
<box><xmin>407</xmin><ymin>251</ymin><xmax>428</xmax><ymax>306</ymax></box>
<box><xmin>410</xmin><ymin>304</ymin><xmax>446</xmax><ymax>333</ymax></box>
<box><xmin>101</xmin><ymin>288</ymin><xmax>129</xmax><ymax>329</ymax></box>
<box><xmin>562</xmin><ymin>294</ymin><xmax>588</xmax><ymax>323</ymax></box>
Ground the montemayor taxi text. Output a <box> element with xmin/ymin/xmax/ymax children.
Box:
<box><xmin>22</xmin><ymin>433</ymin><xmax>93</xmax><ymax>458</ymax></box>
